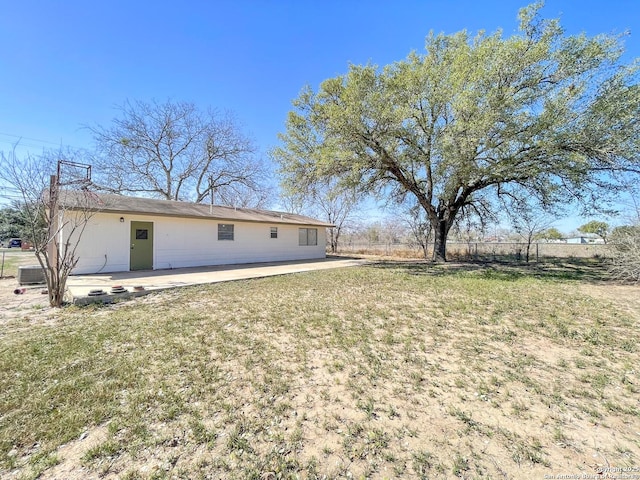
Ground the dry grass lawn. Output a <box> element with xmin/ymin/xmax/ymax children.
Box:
<box><xmin>1</xmin><ymin>259</ymin><xmax>639</xmax><ymax>479</ymax></box>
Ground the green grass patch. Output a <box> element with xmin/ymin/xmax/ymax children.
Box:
<box><xmin>0</xmin><ymin>251</ymin><xmax>38</xmax><ymax>278</ymax></box>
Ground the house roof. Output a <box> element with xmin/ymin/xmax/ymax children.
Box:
<box><xmin>59</xmin><ymin>191</ymin><xmax>334</xmax><ymax>227</ymax></box>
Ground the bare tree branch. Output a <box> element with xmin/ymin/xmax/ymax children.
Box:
<box><xmin>88</xmin><ymin>99</ymin><xmax>270</xmax><ymax>207</ymax></box>
<box><xmin>0</xmin><ymin>147</ymin><xmax>98</xmax><ymax>306</ymax></box>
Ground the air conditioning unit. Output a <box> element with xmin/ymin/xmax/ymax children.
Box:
<box><xmin>17</xmin><ymin>265</ymin><xmax>46</xmax><ymax>285</ymax></box>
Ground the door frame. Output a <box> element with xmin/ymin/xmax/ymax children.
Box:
<box><xmin>130</xmin><ymin>221</ymin><xmax>154</xmax><ymax>271</ymax></box>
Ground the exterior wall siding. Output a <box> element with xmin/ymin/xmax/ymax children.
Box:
<box><xmin>65</xmin><ymin>212</ymin><xmax>327</xmax><ymax>275</ymax></box>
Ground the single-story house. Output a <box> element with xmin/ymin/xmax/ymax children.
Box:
<box><xmin>565</xmin><ymin>235</ymin><xmax>604</xmax><ymax>244</ymax></box>
<box><xmin>58</xmin><ymin>192</ymin><xmax>333</xmax><ymax>275</ymax></box>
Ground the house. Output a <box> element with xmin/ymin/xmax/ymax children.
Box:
<box><xmin>565</xmin><ymin>235</ymin><xmax>604</xmax><ymax>244</ymax></box>
<box><xmin>58</xmin><ymin>192</ymin><xmax>333</xmax><ymax>275</ymax></box>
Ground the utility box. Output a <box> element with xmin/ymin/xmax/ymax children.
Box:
<box><xmin>17</xmin><ymin>265</ymin><xmax>46</xmax><ymax>285</ymax></box>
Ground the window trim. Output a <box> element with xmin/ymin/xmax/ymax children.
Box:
<box><xmin>299</xmin><ymin>228</ymin><xmax>318</xmax><ymax>246</ymax></box>
<box><xmin>218</xmin><ymin>223</ymin><xmax>235</xmax><ymax>241</ymax></box>
<box><xmin>135</xmin><ymin>229</ymin><xmax>149</xmax><ymax>240</ymax></box>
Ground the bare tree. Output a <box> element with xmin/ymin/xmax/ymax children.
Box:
<box><xmin>213</xmin><ymin>181</ymin><xmax>274</xmax><ymax>209</ymax></box>
<box><xmin>0</xmin><ymin>147</ymin><xmax>97</xmax><ymax>306</ymax></box>
<box><xmin>278</xmin><ymin>192</ymin><xmax>306</xmax><ymax>215</ymax></box>
<box><xmin>403</xmin><ymin>202</ymin><xmax>432</xmax><ymax>259</ymax></box>
<box><xmin>609</xmin><ymin>193</ymin><xmax>640</xmax><ymax>282</ymax></box>
<box><xmin>451</xmin><ymin>209</ymin><xmax>486</xmax><ymax>256</ymax></box>
<box><xmin>509</xmin><ymin>209</ymin><xmax>556</xmax><ymax>263</ymax></box>
<box><xmin>315</xmin><ymin>185</ymin><xmax>358</xmax><ymax>254</ymax></box>
<box><xmin>279</xmin><ymin>179</ymin><xmax>359</xmax><ymax>253</ymax></box>
<box><xmin>609</xmin><ymin>224</ymin><xmax>640</xmax><ymax>282</ymax></box>
<box><xmin>89</xmin><ymin>99</ymin><xmax>269</xmax><ymax>206</ymax></box>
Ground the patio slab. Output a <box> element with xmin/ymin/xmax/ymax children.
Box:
<box><xmin>66</xmin><ymin>257</ymin><xmax>368</xmax><ymax>305</ymax></box>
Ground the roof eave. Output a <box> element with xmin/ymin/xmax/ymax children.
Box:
<box><xmin>65</xmin><ymin>205</ymin><xmax>334</xmax><ymax>227</ymax></box>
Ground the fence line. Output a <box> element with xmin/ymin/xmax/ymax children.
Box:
<box><xmin>337</xmin><ymin>241</ymin><xmax>609</xmax><ymax>261</ymax></box>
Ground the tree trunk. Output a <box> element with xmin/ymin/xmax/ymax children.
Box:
<box><xmin>333</xmin><ymin>227</ymin><xmax>341</xmax><ymax>253</ymax></box>
<box><xmin>433</xmin><ymin>218</ymin><xmax>450</xmax><ymax>262</ymax></box>
<box><xmin>329</xmin><ymin>227</ymin><xmax>337</xmax><ymax>253</ymax></box>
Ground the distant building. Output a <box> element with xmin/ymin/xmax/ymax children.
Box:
<box><xmin>565</xmin><ymin>235</ymin><xmax>604</xmax><ymax>244</ymax></box>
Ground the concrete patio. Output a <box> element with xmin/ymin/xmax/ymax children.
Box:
<box><xmin>66</xmin><ymin>257</ymin><xmax>368</xmax><ymax>305</ymax></box>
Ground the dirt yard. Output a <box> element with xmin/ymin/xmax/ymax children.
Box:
<box><xmin>1</xmin><ymin>258</ymin><xmax>639</xmax><ymax>479</ymax></box>
<box><xmin>0</xmin><ymin>251</ymin><xmax>56</xmax><ymax>324</ymax></box>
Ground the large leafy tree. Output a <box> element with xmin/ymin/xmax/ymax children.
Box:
<box><xmin>90</xmin><ymin>99</ymin><xmax>270</xmax><ymax>206</ymax></box>
<box><xmin>0</xmin><ymin>204</ymin><xmax>26</xmax><ymax>241</ymax></box>
<box><xmin>538</xmin><ymin>227</ymin><xmax>564</xmax><ymax>241</ymax></box>
<box><xmin>273</xmin><ymin>3</ymin><xmax>640</xmax><ymax>261</ymax></box>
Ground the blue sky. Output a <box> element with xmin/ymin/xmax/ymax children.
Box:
<box><xmin>1</xmin><ymin>0</ymin><xmax>639</xmax><ymax>230</ymax></box>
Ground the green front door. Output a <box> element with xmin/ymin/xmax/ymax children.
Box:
<box><xmin>130</xmin><ymin>221</ymin><xmax>154</xmax><ymax>271</ymax></box>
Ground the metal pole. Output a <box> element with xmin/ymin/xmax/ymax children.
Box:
<box><xmin>48</xmin><ymin>174</ymin><xmax>59</xmax><ymax>283</ymax></box>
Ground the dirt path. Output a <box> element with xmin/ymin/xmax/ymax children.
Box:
<box><xmin>0</xmin><ymin>276</ymin><xmax>55</xmax><ymax>323</ymax></box>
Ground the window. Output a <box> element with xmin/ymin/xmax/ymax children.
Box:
<box><xmin>218</xmin><ymin>224</ymin><xmax>234</xmax><ymax>241</ymax></box>
<box><xmin>299</xmin><ymin>228</ymin><xmax>317</xmax><ymax>246</ymax></box>
<box><xmin>135</xmin><ymin>229</ymin><xmax>148</xmax><ymax>240</ymax></box>
<box><xmin>270</xmin><ymin>227</ymin><xmax>278</xmax><ymax>239</ymax></box>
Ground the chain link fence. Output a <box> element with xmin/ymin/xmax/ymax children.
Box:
<box><xmin>337</xmin><ymin>241</ymin><xmax>609</xmax><ymax>262</ymax></box>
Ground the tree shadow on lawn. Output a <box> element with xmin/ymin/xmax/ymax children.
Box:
<box><xmin>367</xmin><ymin>257</ymin><xmax>614</xmax><ymax>284</ymax></box>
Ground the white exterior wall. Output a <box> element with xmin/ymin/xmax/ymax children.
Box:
<box><xmin>65</xmin><ymin>212</ymin><xmax>327</xmax><ymax>274</ymax></box>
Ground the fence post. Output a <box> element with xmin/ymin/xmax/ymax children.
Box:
<box><xmin>536</xmin><ymin>243</ymin><xmax>539</xmax><ymax>263</ymax></box>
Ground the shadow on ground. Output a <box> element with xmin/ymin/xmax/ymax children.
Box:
<box><xmin>366</xmin><ymin>257</ymin><xmax>615</xmax><ymax>283</ymax></box>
